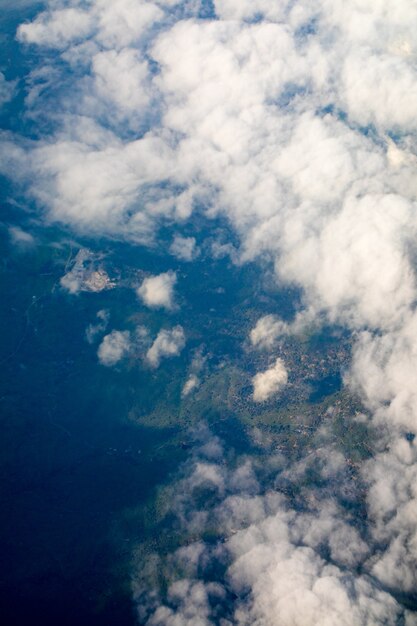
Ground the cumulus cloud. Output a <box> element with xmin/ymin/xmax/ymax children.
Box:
<box><xmin>147</xmin><ymin>579</ymin><xmax>224</xmax><ymax>626</ymax></box>
<box><xmin>182</xmin><ymin>374</ymin><xmax>199</xmax><ymax>397</ymax></box>
<box><xmin>5</xmin><ymin>0</ymin><xmax>417</xmax><ymax>621</ymax></box>
<box><xmin>17</xmin><ymin>7</ymin><xmax>94</xmax><ymax>48</ymax></box>
<box><xmin>16</xmin><ymin>1</ymin><xmax>163</xmax><ymax>50</ymax></box>
<box><xmin>229</xmin><ymin>538</ymin><xmax>399</xmax><ymax>626</ymax></box>
<box><xmin>146</xmin><ymin>326</ymin><xmax>185</xmax><ymax>368</ymax></box>
<box><xmin>252</xmin><ymin>358</ymin><xmax>288</xmax><ymax>402</ymax></box>
<box><xmin>97</xmin><ymin>329</ymin><xmax>131</xmax><ymax>366</ymax></box>
<box><xmin>91</xmin><ymin>48</ymin><xmax>151</xmax><ymax>120</ymax></box>
<box><xmin>169</xmin><ymin>235</ymin><xmax>198</xmax><ymax>261</ymax></box>
<box><xmin>137</xmin><ymin>271</ymin><xmax>177</xmax><ymax>310</ymax></box>
<box><xmin>135</xmin><ymin>426</ymin><xmax>408</xmax><ymax>626</ymax></box>
<box><xmin>250</xmin><ymin>315</ymin><xmax>289</xmax><ymax>350</ymax></box>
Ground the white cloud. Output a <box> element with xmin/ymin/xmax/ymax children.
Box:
<box><xmin>229</xmin><ymin>537</ymin><xmax>399</xmax><ymax>626</ymax></box>
<box><xmin>60</xmin><ymin>260</ymin><xmax>84</xmax><ymax>294</ymax></box>
<box><xmin>278</xmin><ymin>193</ymin><xmax>416</xmax><ymax>330</ymax></box>
<box><xmin>8</xmin><ymin>226</ymin><xmax>35</xmax><ymax>246</ymax></box>
<box><xmin>17</xmin><ymin>1</ymin><xmax>164</xmax><ymax>51</ymax></box>
<box><xmin>252</xmin><ymin>358</ymin><xmax>288</xmax><ymax>402</ymax></box>
<box><xmin>250</xmin><ymin>315</ymin><xmax>289</xmax><ymax>350</ymax></box>
<box><xmin>17</xmin><ymin>8</ymin><xmax>94</xmax><ymax>48</ymax></box>
<box><xmin>169</xmin><ymin>235</ymin><xmax>198</xmax><ymax>261</ymax></box>
<box><xmin>146</xmin><ymin>326</ymin><xmax>185</xmax><ymax>368</ymax></box>
<box><xmin>136</xmin><ymin>426</ymin><xmax>406</xmax><ymax>626</ymax></box>
<box><xmin>182</xmin><ymin>374</ymin><xmax>199</xmax><ymax>397</ymax></box>
<box><xmin>94</xmin><ymin>0</ymin><xmax>163</xmax><ymax>50</ymax></box>
<box><xmin>137</xmin><ymin>271</ymin><xmax>177</xmax><ymax>310</ymax></box>
<box><xmin>147</xmin><ymin>579</ymin><xmax>224</xmax><ymax>626</ymax></box>
<box><xmin>97</xmin><ymin>329</ymin><xmax>131</xmax><ymax>366</ymax></box>
<box><xmin>91</xmin><ymin>48</ymin><xmax>151</xmax><ymax>116</ymax></box>
<box><xmin>6</xmin><ymin>0</ymin><xmax>417</xmax><ymax>620</ymax></box>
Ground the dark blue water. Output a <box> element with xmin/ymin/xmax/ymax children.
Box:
<box><xmin>309</xmin><ymin>372</ymin><xmax>342</xmax><ymax>403</ymax></box>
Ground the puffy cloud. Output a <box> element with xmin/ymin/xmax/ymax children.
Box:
<box><xmin>229</xmin><ymin>539</ymin><xmax>399</xmax><ymax>626</ymax></box>
<box><xmin>91</xmin><ymin>48</ymin><xmax>151</xmax><ymax>117</ymax></box>
<box><xmin>147</xmin><ymin>579</ymin><xmax>225</xmax><ymax>626</ymax></box>
<box><xmin>14</xmin><ymin>132</ymin><xmax>175</xmax><ymax>239</ymax></box>
<box><xmin>169</xmin><ymin>235</ymin><xmax>198</xmax><ymax>261</ymax></box>
<box><xmin>348</xmin><ymin>313</ymin><xmax>417</xmax><ymax>430</ymax></box>
<box><xmin>94</xmin><ymin>0</ymin><xmax>163</xmax><ymax>50</ymax></box>
<box><xmin>182</xmin><ymin>374</ymin><xmax>199</xmax><ymax>397</ymax></box>
<box><xmin>340</xmin><ymin>50</ymin><xmax>417</xmax><ymax>132</ymax></box>
<box><xmin>347</xmin><ymin>316</ymin><xmax>417</xmax><ymax>595</ymax></box>
<box><xmin>6</xmin><ymin>0</ymin><xmax>417</xmax><ymax>621</ymax></box>
<box><xmin>250</xmin><ymin>315</ymin><xmax>289</xmax><ymax>350</ymax></box>
<box><xmin>146</xmin><ymin>326</ymin><xmax>185</xmax><ymax>368</ymax></box>
<box><xmin>17</xmin><ymin>0</ymin><xmax>163</xmax><ymax>51</ymax></box>
<box><xmin>137</xmin><ymin>271</ymin><xmax>177</xmax><ymax>310</ymax></box>
<box><xmin>252</xmin><ymin>358</ymin><xmax>288</xmax><ymax>402</ymax></box>
<box><xmin>278</xmin><ymin>193</ymin><xmax>416</xmax><ymax>330</ymax></box>
<box><xmin>97</xmin><ymin>329</ymin><xmax>131</xmax><ymax>366</ymax></box>
<box><xmin>136</xmin><ymin>426</ymin><xmax>406</xmax><ymax>626</ymax></box>
<box><xmin>17</xmin><ymin>8</ymin><xmax>94</xmax><ymax>48</ymax></box>
<box><xmin>364</xmin><ymin>444</ymin><xmax>417</xmax><ymax>595</ymax></box>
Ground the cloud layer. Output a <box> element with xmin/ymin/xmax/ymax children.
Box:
<box><xmin>4</xmin><ymin>0</ymin><xmax>417</xmax><ymax>623</ymax></box>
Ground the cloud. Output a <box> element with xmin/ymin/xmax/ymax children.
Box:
<box><xmin>0</xmin><ymin>72</ymin><xmax>16</xmax><ymax>107</ymax></box>
<box><xmin>8</xmin><ymin>226</ymin><xmax>35</xmax><ymax>247</ymax></box>
<box><xmin>16</xmin><ymin>1</ymin><xmax>164</xmax><ymax>51</ymax></box>
<box><xmin>278</xmin><ymin>193</ymin><xmax>415</xmax><ymax>330</ymax></box>
<box><xmin>147</xmin><ymin>580</ymin><xmax>225</xmax><ymax>626</ymax></box>
<box><xmin>85</xmin><ymin>309</ymin><xmax>110</xmax><ymax>344</ymax></box>
<box><xmin>182</xmin><ymin>374</ymin><xmax>199</xmax><ymax>397</ymax></box>
<box><xmin>182</xmin><ymin>349</ymin><xmax>206</xmax><ymax>396</ymax></box>
<box><xmin>17</xmin><ymin>7</ymin><xmax>94</xmax><ymax>48</ymax></box>
<box><xmin>91</xmin><ymin>48</ymin><xmax>151</xmax><ymax>119</ymax></box>
<box><xmin>134</xmin><ymin>425</ymin><xmax>407</xmax><ymax>626</ymax></box>
<box><xmin>146</xmin><ymin>326</ymin><xmax>185</xmax><ymax>368</ymax></box>
<box><xmin>137</xmin><ymin>271</ymin><xmax>177</xmax><ymax>310</ymax></box>
<box><xmin>252</xmin><ymin>358</ymin><xmax>288</xmax><ymax>402</ymax></box>
<box><xmin>229</xmin><ymin>538</ymin><xmax>399</xmax><ymax>626</ymax></box>
<box><xmin>250</xmin><ymin>315</ymin><xmax>289</xmax><ymax>350</ymax></box>
<box><xmin>170</xmin><ymin>235</ymin><xmax>198</xmax><ymax>261</ymax></box>
<box><xmin>97</xmin><ymin>329</ymin><xmax>131</xmax><ymax>366</ymax></box>
<box><xmin>5</xmin><ymin>0</ymin><xmax>417</xmax><ymax>621</ymax></box>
